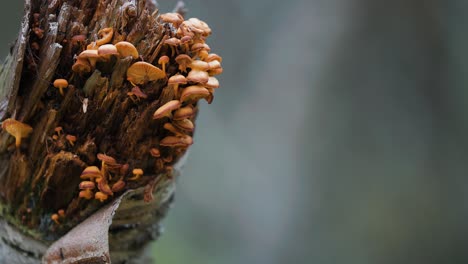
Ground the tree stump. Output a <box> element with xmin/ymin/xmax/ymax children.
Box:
<box><xmin>0</xmin><ymin>0</ymin><xmax>222</xmax><ymax>263</ymax></box>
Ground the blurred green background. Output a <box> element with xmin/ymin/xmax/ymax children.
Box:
<box><xmin>2</xmin><ymin>0</ymin><xmax>468</xmax><ymax>263</ymax></box>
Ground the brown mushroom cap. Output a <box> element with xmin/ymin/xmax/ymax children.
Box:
<box><xmin>79</xmin><ymin>181</ymin><xmax>96</xmax><ymax>190</ymax></box>
<box><xmin>127</xmin><ymin>61</ymin><xmax>166</xmax><ymax>85</ymax></box>
<box><xmin>153</xmin><ymin>100</ymin><xmax>181</xmax><ymax>119</ymax></box>
<box><xmin>175</xmin><ymin>54</ymin><xmax>192</xmax><ymax>72</ymax></box>
<box><xmin>163</xmin><ymin>123</ymin><xmax>185</xmax><ymax>136</ymax></box>
<box><xmin>79</xmin><ymin>189</ymin><xmax>94</xmax><ymax>200</ymax></box>
<box><xmin>205</xmin><ymin>53</ymin><xmax>222</xmax><ymax>63</ymax></box>
<box><xmin>173</xmin><ymin>106</ymin><xmax>195</xmax><ymax>120</ymax></box>
<box><xmin>97</xmin><ymin>153</ymin><xmax>117</xmax><ymax>165</ymax></box>
<box><xmin>159</xmin><ymin>12</ymin><xmax>184</xmax><ymax>28</ymax></box>
<box><xmin>173</xmin><ymin>118</ymin><xmax>195</xmax><ymax>132</ymax></box>
<box><xmin>178</xmin><ymin>18</ymin><xmax>211</xmax><ymax>39</ymax></box>
<box><xmin>187</xmin><ymin>69</ymin><xmax>209</xmax><ymax>84</ymax></box>
<box><xmin>2</xmin><ymin>119</ymin><xmax>33</xmax><ymax>148</ymax></box>
<box><xmin>72</xmin><ymin>58</ymin><xmax>92</xmax><ymax>73</ymax></box>
<box><xmin>127</xmin><ymin>86</ymin><xmax>148</xmax><ymax>99</ymax></box>
<box><xmin>111</xmin><ymin>179</ymin><xmax>126</xmax><ymax>192</ymax></box>
<box><xmin>98</xmin><ymin>44</ymin><xmax>119</xmax><ymax>60</ymax></box>
<box><xmin>160</xmin><ymin>135</ymin><xmax>193</xmax><ymax>147</ymax></box>
<box><xmin>96</xmin><ymin>27</ymin><xmax>114</xmax><ymax>46</ymax></box>
<box><xmin>78</xmin><ymin>50</ymin><xmax>100</xmax><ymax>67</ymax></box>
<box><xmin>168</xmin><ymin>74</ymin><xmax>188</xmax><ymax>85</ymax></box>
<box><xmin>150</xmin><ymin>148</ymin><xmax>161</xmax><ymax>157</ymax></box>
<box><xmin>95</xmin><ymin>191</ymin><xmax>108</xmax><ymax>202</ymax></box>
<box><xmin>205</xmin><ymin>77</ymin><xmax>220</xmax><ymax>89</ymax></box>
<box><xmin>165</xmin><ymin>37</ymin><xmax>181</xmax><ymax>46</ymax></box>
<box><xmin>180</xmin><ymin>85</ymin><xmax>210</xmax><ymax>103</ymax></box>
<box><xmin>115</xmin><ymin>41</ymin><xmax>139</xmax><ymax>59</ymax></box>
<box><xmin>80</xmin><ymin>166</ymin><xmax>102</xmax><ymax>180</ymax></box>
<box><xmin>53</xmin><ymin>79</ymin><xmax>68</xmax><ymax>89</ymax></box>
<box><xmin>158</xmin><ymin>55</ymin><xmax>170</xmax><ymax>65</ymax></box>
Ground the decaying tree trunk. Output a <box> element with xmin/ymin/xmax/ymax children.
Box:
<box><xmin>0</xmin><ymin>0</ymin><xmax>220</xmax><ymax>263</ymax></box>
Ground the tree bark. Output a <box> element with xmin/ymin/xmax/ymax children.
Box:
<box><xmin>0</xmin><ymin>0</ymin><xmax>199</xmax><ymax>263</ymax></box>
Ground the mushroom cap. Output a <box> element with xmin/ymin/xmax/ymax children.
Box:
<box><xmin>173</xmin><ymin>106</ymin><xmax>195</xmax><ymax>120</ymax></box>
<box><xmin>72</xmin><ymin>58</ymin><xmax>91</xmax><ymax>73</ymax></box>
<box><xmin>187</xmin><ymin>18</ymin><xmax>212</xmax><ymax>37</ymax></box>
<box><xmin>160</xmin><ymin>135</ymin><xmax>193</xmax><ymax>147</ymax></box>
<box><xmin>150</xmin><ymin>148</ymin><xmax>161</xmax><ymax>157</ymax></box>
<box><xmin>158</xmin><ymin>55</ymin><xmax>170</xmax><ymax>65</ymax></box>
<box><xmin>97</xmin><ymin>153</ymin><xmax>117</xmax><ymax>165</ymax></box>
<box><xmin>205</xmin><ymin>76</ymin><xmax>220</xmax><ymax>89</ymax></box>
<box><xmin>95</xmin><ymin>191</ymin><xmax>108</xmax><ymax>202</ymax></box>
<box><xmin>163</xmin><ymin>123</ymin><xmax>185</xmax><ymax>136</ymax></box>
<box><xmin>168</xmin><ymin>74</ymin><xmax>187</xmax><ymax>85</ymax></box>
<box><xmin>98</xmin><ymin>44</ymin><xmax>119</xmax><ymax>56</ymax></box>
<box><xmin>191</xmin><ymin>43</ymin><xmax>211</xmax><ymax>53</ymax></box>
<box><xmin>65</xmin><ymin>134</ymin><xmax>77</xmax><ymax>142</ymax></box>
<box><xmin>153</xmin><ymin>100</ymin><xmax>181</xmax><ymax>119</ymax></box>
<box><xmin>111</xmin><ymin>180</ymin><xmax>126</xmax><ymax>192</ymax></box>
<box><xmin>79</xmin><ymin>189</ymin><xmax>94</xmax><ymax>200</ymax></box>
<box><xmin>209</xmin><ymin>67</ymin><xmax>223</xmax><ymax>76</ymax></box>
<box><xmin>53</xmin><ymin>79</ymin><xmax>68</xmax><ymax>88</ymax></box>
<box><xmin>80</xmin><ymin>166</ymin><xmax>102</xmax><ymax>179</ymax></box>
<box><xmin>132</xmin><ymin>168</ymin><xmax>143</xmax><ymax>175</ymax></box>
<box><xmin>96</xmin><ymin>27</ymin><xmax>114</xmax><ymax>46</ymax></box>
<box><xmin>174</xmin><ymin>119</ymin><xmax>194</xmax><ymax>132</ymax></box>
<box><xmin>127</xmin><ymin>61</ymin><xmax>166</xmax><ymax>85</ymax></box>
<box><xmin>164</xmin><ymin>37</ymin><xmax>181</xmax><ymax>46</ymax></box>
<box><xmin>187</xmin><ymin>69</ymin><xmax>209</xmax><ymax>84</ymax></box>
<box><xmin>159</xmin><ymin>12</ymin><xmax>184</xmax><ymax>27</ymax></box>
<box><xmin>2</xmin><ymin>118</ymin><xmax>33</xmax><ymax>140</ymax></box>
<box><xmin>175</xmin><ymin>54</ymin><xmax>192</xmax><ymax>72</ymax></box>
<box><xmin>115</xmin><ymin>41</ymin><xmax>139</xmax><ymax>59</ymax></box>
<box><xmin>79</xmin><ymin>181</ymin><xmax>96</xmax><ymax>190</ymax></box>
<box><xmin>189</xmin><ymin>60</ymin><xmax>210</xmax><ymax>71</ymax></box>
<box><xmin>128</xmin><ymin>86</ymin><xmax>148</xmax><ymax>99</ymax></box>
<box><xmin>180</xmin><ymin>85</ymin><xmax>210</xmax><ymax>103</ymax></box>
<box><xmin>205</xmin><ymin>53</ymin><xmax>222</xmax><ymax>63</ymax></box>
<box><xmin>78</xmin><ymin>49</ymin><xmax>100</xmax><ymax>59</ymax></box>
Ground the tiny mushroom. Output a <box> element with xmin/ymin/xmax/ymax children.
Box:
<box><xmin>180</xmin><ymin>85</ymin><xmax>210</xmax><ymax>103</ymax></box>
<box><xmin>79</xmin><ymin>181</ymin><xmax>96</xmax><ymax>190</ymax></box>
<box><xmin>173</xmin><ymin>118</ymin><xmax>195</xmax><ymax>133</ymax></box>
<box><xmin>111</xmin><ymin>178</ymin><xmax>126</xmax><ymax>192</ymax></box>
<box><xmin>191</xmin><ymin>43</ymin><xmax>210</xmax><ymax>60</ymax></box>
<box><xmin>127</xmin><ymin>86</ymin><xmax>148</xmax><ymax>101</ymax></box>
<box><xmin>159</xmin><ymin>12</ymin><xmax>184</xmax><ymax>28</ymax></box>
<box><xmin>158</xmin><ymin>55</ymin><xmax>170</xmax><ymax>74</ymax></box>
<box><xmin>173</xmin><ymin>106</ymin><xmax>195</xmax><ymax>120</ymax></box>
<box><xmin>51</xmin><ymin>214</ymin><xmax>60</xmax><ymax>224</ymax></box>
<box><xmin>164</xmin><ymin>37</ymin><xmax>181</xmax><ymax>55</ymax></box>
<box><xmin>205</xmin><ymin>53</ymin><xmax>223</xmax><ymax>63</ymax></box>
<box><xmin>98</xmin><ymin>44</ymin><xmax>119</xmax><ymax>60</ymax></box>
<box><xmin>160</xmin><ymin>135</ymin><xmax>193</xmax><ymax>147</ymax></box>
<box><xmin>129</xmin><ymin>168</ymin><xmax>143</xmax><ymax>181</ymax></box>
<box><xmin>65</xmin><ymin>134</ymin><xmax>77</xmax><ymax>146</ymax></box>
<box><xmin>96</xmin><ymin>27</ymin><xmax>114</xmax><ymax>46</ymax></box>
<box><xmin>53</xmin><ymin>79</ymin><xmax>68</xmax><ymax>96</ymax></box>
<box><xmin>187</xmin><ymin>60</ymin><xmax>209</xmax><ymax>84</ymax></box>
<box><xmin>95</xmin><ymin>191</ymin><xmax>108</xmax><ymax>202</ymax></box>
<box><xmin>180</xmin><ymin>36</ymin><xmax>192</xmax><ymax>52</ymax></box>
<box><xmin>163</xmin><ymin>123</ymin><xmax>185</xmax><ymax>136</ymax></box>
<box><xmin>175</xmin><ymin>54</ymin><xmax>192</xmax><ymax>72</ymax></box>
<box><xmin>80</xmin><ymin>166</ymin><xmax>102</xmax><ymax>181</ymax></box>
<box><xmin>72</xmin><ymin>58</ymin><xmax>91</xmax><ymax>74</ymax></box>
<box><xmin>150</xmin><ymin>148</ymin><xmax>161</xmax><ymax>158</ymax></box>
<box><xmin>115</xmin><ymin>41</ymin><xmax>139</xmax><ymax>59</ymax></box>
<box><xmin>153</xmin><ymin>100</ymin><xmax>181</xmax><ymax>119</ymax></box>
<box><xmin>1</xmin><ymin>119</ymin><xmax>33</xmax><ymax>148</ymax></box>
<box><xmin>79</xmin><ymin>189</ymin><xmax>94</xmax><ymax>200</ymax></box>
<box><xmin>58</xmin><ymin>209</ymin><xmax>66</xmax><ymax>218</ymax></box>
<box><xmin>127</xmin><ymin>61</ymin><xmax>166</xmax><ymax>85</ymax></box>
<box><xmin>168</xmin><ymin>74</ymin><xmax>187</xmax><ymax>97</ymax></box>
<box><xmin>78</xmin><ymin>50</ymin><xmax>100</xmax><ymax>67</ymax></box>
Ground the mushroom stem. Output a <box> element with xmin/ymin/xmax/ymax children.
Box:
<box><xmin>58</xmin><ymin>87</ymin><xmax>64</xmax><ymax>96</ymax></box>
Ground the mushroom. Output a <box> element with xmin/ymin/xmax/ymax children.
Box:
<box><xmin>178</xmin><ymin>18</ymin><xmax>211</xmax><ymax>39</ymax></box>
<box><xmin>160</xmin><ymin>135</ymin><xmax>193</xmax><ymax>147</ymax></box>
<box><xmin>111</xmin><ymin>178</ymin><xmax>126</xmax><ymax>192</ymax></box>
<box><xmin>180</xmin><ymin>85</ymin><xmax>210</xmax><ymax>103</ymax></box>
<box><xmin>96</xmin><ymin>27</ymin><xmax>114</xmax><ymax>46</ymax></box>
<box><xmin>72</xmin><ymin>58</ymin><xmax>91</xmax><ymax>74</ymax></box>
<box><xmin>126</xmin><ymin>61</ymin><xmax>166</xmax><ymax>85</ymax></box>
<box><xmin>158</xmin><ymin>55</ymin><xmax>170</xmax><ymax>74</ymax></box>
<box><xmin>53</xmin><ymin>79</ymin><xmax>68</xmax><ymax>96</ymax></box>
<box><xmin>163</xmin><ymin>123</ymin><xmax>185</xmax><ymax>137</ymax></box>
<box><xmin>187</xmin><ymin>60</ymin><xmax>209</xmax><ymax>84</ymax></box>
<box><xmin>153</xmin><ymin>100</ymin><xmax>181</xmax><ymax>119</ymax></box>
<box><xmin>95</xmin><ymin>191</ymin><xmax>108</xmax><ymax>202</ymax></box>
<box><xmin>65</xmin><ymin>134</ymin><xmax>77</xmax><ymax>146</ymax></box>
<box><xmin>205</xmin><ymin>76</ymin><xmax>220</xmax><ymax>89</ymax></box>
<box><xmin>127</xmin><ymin>86</ymin><xmax>148</xmax><ymax>101</ymax></box>
<box><xmin>128</xmin><ymin>168</ymin><xmax>143</xmax><ymax>181</ymax></box>
<box><xmin>1</xmin><ymin>119</ymin><xmax>33</xmax><ymax>148</ymax></box>
<box><xmin>168</xmin><ymin>74</ymin><xmax>187</xmax><ymax>97</ymax></box>
<box><xmin>173</xmin><ymin>106</ymin><xmax>195</xmax><ymax>120</ymax></box>
<box><xmin>79</xmin><ymin>189</ymin><xmax>94</xmax><ymax>200</ymax></box>
<box><xmin>205</xmin><ymin>53</ymin><xmax>222</xmax><ymax>63</ymax></box>
<box><xmin>80</xmin><ymin>166</ymin><xmax>102</xmax><ymax>181</ymax></box>
<box><xmin>180</xmin><ymin>36</ymin><xmax>192</xmax><ymax>53</ymax></box>
<box><xmin>51</xmin><ymin>214</ymin><xmax>60</xmax><ymax>224</ymax></box>
<box><xmin>175</xmin><ymin>54</ymin><xmax>192</xmax><ymax>72</ymax></box>
<box><xmin>79</xmin><ymin>181</ymin><xmax>96</xmax><ymax>190</ymax></box>
<box><xmin>159</xmin><ymin>12</ymin><xmax>184</xmax><ymax>28</ymax></box>
<box><xmin>150</xmin><ymin>148</ymin><xmax>161</xmax><ymax>158</ymax></box>
<box><xmin>115</xmin><ymin>41</ymin><xmax>139</xmax><ymax>59</ymax></box>
<box><xmin>173</xmin><ymin>118</ymin><xmax>194</xmax><ymax>133</ymax></box>
<box><xmin>78</xmin><ymin>50</ymin><xmax>100</xmax><ymax>67</ymax></box>
<box><xmin>191</xmin><ymin>43</ymin><xmax>210</xmax><ymax>60</ymax></box>
<box><xmin>164</xmin><ymin>38</ymin><xmax>181</xmax><ymax>56</ymax></box>
<box><xmin>98</xmin><ymin>44</ymin><xmax>119</xmax><ymax>60</ymax></box>
<box><xmin>58</xmin><ymin>209</ymin><xmax>65</xmax><ymax>218</ymax></box>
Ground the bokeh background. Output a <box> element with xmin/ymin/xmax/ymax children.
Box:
<box><xmin>2</xmin><ymin>0</ymin><xmax>468</xmax><ymax>263</ymax></box>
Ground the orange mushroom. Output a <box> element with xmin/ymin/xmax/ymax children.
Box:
<box><xmin>65</xmin><ymin>134</ymin><xmax>77</xmax><ymax>146</ymax></box>
<box><xmin>128</xmin><ymin>168</ymin><xmax>143</xmax><ymax>181</ymax></box>
<box><xmin>180</xmin><ymin>85</ymin><xmax>210</xmax><ymax>103</ymax></box>
<box><xmin>173</xmin><ymin>118</ymin><xmax>194</xmax><ymax>132</ymax></box>
<box><xmin>159</xmin><ymin>12</ymin><xmax>184</xmax><ymax>28</ymax></box>
<box><xmin>153</xmin><ymin>100</ymin><xmax>181</xmax><ymax>119</ymax></box>
<box><xmin>175</xmin><ymin>54</ymin><xmax>192</xmax><ymax>72</ymax></box>
<box><xmin>95</xmin><ymin>191</ymin><xmax>108</xmax><ymax>202</ymax></box>
<box><xmin>72</xmin><ymin>58</ymin><xmax>91</xmax><ymax>74</ymax></box>
<box><xmin>96</xmin><ymin>27</ymin><xmax>114</xmax><ymax>46</ymax></box>
<box><xmin>53</xmin><ymin>79</ymin><xmax>68</xmax><ymax>96</ymax></box>
<box><xmin>80</xmin><ymin>166</ymin><xmax>102</xmax><ymax>181</ymax></box>
<box><xmin>78</xmin><ymin>50</ymin><xmax>100</xmax><ymax>67</ymax></box>
<box><xmin>160</xmin><ymin>135</ymin><xmax>193</xmax><ymax>147</ymax></box>
<box><xmin>115</xmin><ymin>41</ymin><xmax>139</xmax><ymax>59</ymax></box>
<box><xmin>158</xmin><ymin>55</ymin><xmax>170</xmax><ymax>74</ymax></box>
<box><xmin>98</xmin><ymin>44</ymin><xmax>119</xmax><ymax>60</ymax></box>
<box><xmin>127</xmin><ymin>61</ymin><xmax>166</xmax><ymax>85</ymax></box>
<box><xmin>168</xmin><ymin>74</ymin><xmax>187</xmax><ymax>97</ymax></box>
<box><xmin>173</xmin><ymin>106</ymin><xmax>195</xmax><ymax>120</ymax></box>
<box><xmin>1</xmin><ymin>118</ymin><xmax>33</xmax><ymax>148</ymax></box>
<box><xmin>187</xmin><ymin>60</ymin><xmax>209</xmax><ymax>84</ymax></box>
